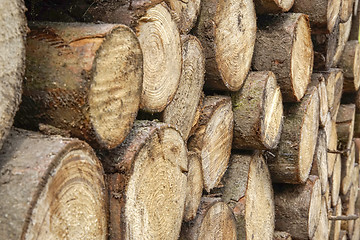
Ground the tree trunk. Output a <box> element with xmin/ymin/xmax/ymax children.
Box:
<box><xmin>338</xmin><ymin>40</ymin><xmax>360</xmax><ymax>92</ymax></box>
<box><xmin>165</xmin><ymin>0</ymin><xmax>200</xmax><ymax>34</ymax></box>
<box><xmin>231</xmin><ymin>71</ymin><xmax>283</xmax><ymax>150</ymax></box>
<box><xmin>331</xmin><ymin>154</ymin><xmax>342</xmax><ymax>207</ymax></box>
<box><xmin>325</xmin><ymin>112</ymin><xmax>339</xmax><ymax>177</ymax></box>
<box><xmin>219</xmin><ymin>152</ymin><xmax>275</xmax><ymax>240</ymax></box>
<box><xmin>336</xmin><ymin>104</ymin><xmax>356</xmax><ymax>151</ymax></box>
<box><xmin>0</xmin><ymin>0</ymin><xmax>26</xmax><ymax>150</ymax></box>
<box><xmin>341</xmin><ymin>142</ymin><xmax>356</xmax><ymax>195</ymax></box>
<box><xmin>0</xmin><ymin>128</ymin><xmax>108</xmax><ymax>239</ymax></box>
<box><xmin>312</xmin><ymin>197</ymin><xmax>329</xmax><ymax>240</ymax></box>
<box><xmin>179</xmin><ymin>197</ymin><xmax>237</xmax><ymax>240</ymax></box>
<box><xmin>323</xmin><ymin>68</ymin><xmax>344</xmax><ymax>119</ymax></box>
<box><xmin>102</xmin><ymin>120</ymin><xmax>188</xmax><ymax>240</ymax></box>
<box><xmin>161</xmin><ymin>35</ymin><xmax>205</xmax><ymax>141</ymax></box>
<box><xmin>253</xmin><ymin>13</ymin><xmax>313</xmax><ymax>102</ymax></box>
<box><xmin>310</xmin><ymin>73</ymin><xmax>329</xmax><ymax>127</ymax></box>
<box><xmin>15</xmin><ymin>21</ymin><xmax>143</xmax><ymax>149</ymax></box>
<box><xmin>329</xmin><ymin>198</ymin><xmax>343</xmax><ymax>240</ymax></box>
<box><xmin>274</xmin><ymin>231</ymin><xmax>292</xmax><ymax>240</ymax></box>
<box><xmin>273</xmin><ymin>176</ymin><xmax>322</xmax><ymax>239</ymax></box>
<box><xmin>340</xmin><ymin>0</ymin><xmax>355</xmax><ymax>22</ymax></box>
<box><xmin>254</xmin><ymin>0</ymin><xmax>294</xmax><ymax>14</ymax></box>
<box><xmin>311</xmin><ymin>129</ymin><xmax>329</xmax><ymax>194</ymax></box>
<box><xmin>266</xmin><ymin>86</ymin><xmax>319</xmax><ymax>184</ymax></box>
<box><xmin>193</xmin><ymin>0</ymin><xmax>256</xmax><ymax>91</ymax></box>
<box><xmin>188</xmin><ymin>96</ymin><xmax>233</xmax><ymax>192</ymax></box>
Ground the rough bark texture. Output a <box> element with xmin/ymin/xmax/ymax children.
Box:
<box><xmin>15</xmin><ymin>22</ymin><xmax>143</xmax><ymax>149</ymax></box>
<box><xmin>323</xmin><ymin>69</ymin><xmax>344</xmax><ymax>119</ymax></box>
<box><xmin>0</xmin><ymin>128</ymin><xmax>108</xmax><ymax>239</ymax></box>
<box><xmin>310</xmin><ymin>73</ymin><xmax>329</xmax><ymax>127</ymax></box>
<box><xmin>193</xmin><ymin>0</ymin><xmax>256</xmax><ymax>91</ymax></box>
<box><xmin>101</xmin><ymin>121</ymin><xmax>188</xmax><ymax>240</ymax></box>
<box><xmin>0</xmin><ymin>0</ymin><xmax>27</xmax><ymax>150</ymax></box>
<box><xmin>188</xmin><ymin>96</ymin><xmax>233</xmax><ymax>192</ymax></box>
<box><xmin>329</xmin><ymin>198</ymin><xmax>342</xmax><ymax>240</ymax></box>
<box><xmin>331</xmin><ymin>154</ymin><xmax>342</xmax><ymax>207</ymax></box>
<box><xmin>312</xmin><ymin>197</ymin><xmax>329</xmax><ymax>240</ymax></box>
<box><xmin>336</xmin><ymin>104</ymin><xmax>356</xmax><ymax>151</ymax></box>
<box><xmin>274</xmin><ymin>231</ymin><xmax>292</xmax><ymax>240</ymax></box>
<box><xmin>231</xmin><ymin>71</ymin><xmax>283</xmax><ymax>150</ymax></box>
<box><xmin>338</xmin><ymin>40</ymin><xmax>360</xmax><ymax>92</ymax></box>
<box><xmin>253</xmin><ymin>13</ymin><xmax>313</xmax><ymax>102</ymax></box>
<box><xmin>162</xmin><ymin>35</ymin><xmax>205</xmax><ymax>141</ymax></box>
<box><xmin>273</xmin><ymin>176</ymin><xmax>322</xmax><ymax>239</ymax></box>
<box><xmin>341</xmin><ymin>142</ymin><xmax>356</xmax><ymax>195</ymax></box>
<box><xmin>254</xmin><ymin>0</ymin><xmax>294</xmax><ymax>14</ymax></box>
<box><xmin>267</xmin><ymin>86</ymin><xmax>319</xmax><ymax>184</ymax></box>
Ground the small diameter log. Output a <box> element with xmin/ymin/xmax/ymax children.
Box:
<box><xmin>0</xmin><ymin>128</ymin><xmax>107</xmax><ymax>239</ymax></box>
<box><xmin>188</xmin><ymin>96</ymin><xmax>233</xmax><ymax>192</ymax></box>
<box><xmin>331</xmin><ymin>154</ymin><xmax>342</xmax><ymax>207</ymax></box>
<box><xmin>329</xmin><ymin>199</ymin><xmax>343</xmax><ymax>240</ymax></box>
<box><xmin>162</xmin><ymin>35</ymin><xmax>205</xmax><ymax>140</ymax></box>
<box><xmin>311</xmin><ymin>129</ymin><xmax>329</xmax><ymax>194</ymax></box>
<box><xmin>292</xmin><ymin>0</ymin><xmax>341</xmax><ymax>33</ymax></box>
<box><xmin>15</xmin><ymin>22</ymin><xmax>142</xmax><ymax>149</ymax></box>
<box><xmin>0</xmin><ymin>0</ymin><xmax>26</xmax><ymax>150</ymax></box>
<box><xmin>274</xmin><ymin>231</ymin><xmax>292</xmax><ymax>240</ymax></box>
<box><xmin>220</xmin><ymin>152</ymin><xmax>275</xmax><ymax>240</ymax></box>
<box><xmin>180</xmin><ymin>197</ymin><xmax>237</xmax><ymax>240</ymax></box>
<box><xmin>231</xmin><ymin>71</ymin><xmax>283</xmax><ymax>150</ymax></box>
<box><xmin>183</xmin><ymin>151</ymin><xmax>204</xmax><ymax>222</ymax></box>
<box><xmin>310</xmin><ymin>73</ymin><xmax>329</xmax><ymax>127</ymax></box>
<box><xmin>102</xmin><ymin>121</ymin><xmax>188</xmax><ymax>239</ymax></box>
<box><xmin>341</xmin><ymin>181</ymin><xmax>357</xmax><ymax>235</ymax></box>
<box><xmin>323</xmin><ymin>69</ymin><xmax>344</xmax><ymax>119</ymax></box>
<box><xmin>313</xmin><ymin>197</ymin><xmax>329</xmax><ymax>240</ymax></box>
<box><xmin>325</xmin><ymin>112</ymin><xmax>339</xmax><ymax>176</ymax></box>
<box><xmin>340</xmin><ymin>0</ymin><xmax>355</xmax><ymax>22</ymax></box>
<box><xmin>338</xmin><ymin>40</ymin><xmax>360</xmax><ymax>92</ymax></box>
<box><xmin>165</xmin><ymin>0</ymin><xmax>201</xmax><ymax>34</ymax></box>
<box><xmin>336</xmin><ymin>104</ymin><xmax>356</xmax><ymax>151</ymax></box>
<box><xmin>253</xmin><ymin>13</ymin><xmax>313</xmax><ymax>102</ymax></box>
<box><xmin>267</xmin><ymin>86</ymin><xmax>319</xmax><ymax>184</ymax></box>
<box><xmin>273</xmin><ymin>176</ymin><xmax>322</xmax><ymax>239</ymax></box>
<box><xmin>254</xmin><ymin>0</ymin><xmax>294</xmax><ymax>14</ymax></box>
<box><xmin>352</xmin><ymin>216</ymin><xmax>360</xmax><ymax>239</ymax></box>
<box><xmin>193</xmin><ymin>0</ymin><xmax>256</xmax><ymax>91</ymax></box>
<box><xmin>341</xmin><ymin>142</ymin><xmax>356</xmax><ymax>195</ymax></box>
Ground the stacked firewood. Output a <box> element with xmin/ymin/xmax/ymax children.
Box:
<box><xmin>1</xmin><ymin>0</ymin><xmax>360</xmax><ymax>239</ymax></box>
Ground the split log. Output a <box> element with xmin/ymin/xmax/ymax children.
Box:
<box><xmin>254</xmin><ymin>0</ymin><xmax>294</xmax><ymax>14</ymax></box>
<box><xmin>0</xmin><ymin>0</ymin><xmax>26</xmax><ymax>150</ymax></box>
<box><xmin>0</xmin><ymin>128</ymin><xmax>107</xmax><ymax>239</ymax></box>
<box><xmin>325</xmin><ymin>112</ymin><xmax>339</xmax><ymax>177</ymax></box>
<box><xmin>331</xmin><ymin>154</ymin><xmax>342</xmax><ymax>207</ymax></box>
<box><xmin>162</xmin><ymin>35</ymin><xmax>204</xmax><ymax>140</ymax></box>
<box><xmin>183</xmin><ymin>151</ymin><xmax>203</xmax><ymax>222</ymax></box>
<box><xmin>15</xmin><ymin>22</ymin><xmax>143</xmax><ymax>149</ymax></box>
<box><xmin>266</xmin><ymin>86</ymin><xmax>319</xmax><ymax>184</ymax></box>
<box><xmin>165</xmin><ymin>0</ymin><xmax>201</xmax><ymax>34</ymax></box>
<box><xmin>253</xmin><ymin>13</ymin><xmax>313</xmax><ymax>102</ymax></box>
<box><xmin>313</xmin><ymin>197</ymin><xmax>329</xmax><ymax>240</ymax></box>
<box><xmin>231</xmin><ymin>71</ymin><xmax>283</xmax><ymax>150</ymax></box>
<box><xmin>329</xmin><ymin>199</ymin><xmax>342</xmax><ymax>240</ymax></box>
<box><xmin>220</xmin><ymin>152</ymin><xmax>275</xmax><ymax>240</ymax></box>
<box><xmin>340</xmin><ymin>0</ymin><xmax>355</xmax><ymax>22</ymax></box>
<box><xmin>102</xmin><ymin>121</ymin><xmax>188</xmax><ymax>239</ymax></box>
<box><xmin>310</xmin><ymin>73</ymin><xmax>329</xmax><ymax>127</ymax></box>
<box><xmin>188</xmin><ymin>96</ymin><xmax>233</xmax><ymax>192</ymax></box>
<box><xmin>292</xmin><ymin>0</ymin><xmax>341</xmax><ymax>33</ymax></box>
<box><xmin>323</xmin><ymin>69</ymin><xmax>344</xmax><ymax>119</ymax></box>
<box><xmin>179</xmin><ymin>197</ymin><xmax>237</xmax><ymax>240</ymax></box>
<box><xmin>193</xmin><ymin>0</ymin><xmax>256</xmax><ymax>91</ymax></box>
<box><xmin>341</xmin><ymin>142</ymin><xmax>356</xmax><ymax>195</ymax></box>
<box><xmin>273</xmin><ymin>176</ymin><xmax>322</xmax><ymax>239</ymax></box>
<box><xmin>338</xmin><ymin>40</ymin><xmax>360</xmax><ymax>92</ymax></box>
<box><xmin>274</xmin><ymin>231</ymin><xmax>292</xmax><ymax>240</ymax></box>
<box><xmin>336</xmin><ymin>104</ymin><xmax>356</xmax><ymax>151</ymax></box>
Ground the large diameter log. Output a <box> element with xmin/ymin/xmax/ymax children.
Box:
<box><xmin>253</xmin><ymin>13</ymin><xmax>313</xmax><ymax>102</ymax></box>
<box><xmin>336</xmin><ymin>104</ymin><xmax>356</xmax><ymax>151</ymax></box>
<box><xmin>267</xmin><ymin>86</ymin><xmax>319</xmax><ymax>184</ymax></box>
<box><xmin>188</xmin><ymin>96</ymin><xmax>233</xmax><ymax>192</ymax></box>
<box><xmin>231</xmin><ymin>71</ymin><xmax>283</xmax><ymax>150</ymax></box>
<box><xmin>273</xmin><ymin>176</ymin><xmax>322</xmax><ymax>239</ymax></box>
<box><xmin>325</xmin><ymin>112</ymin><xmax>339</xmax><ymax>177</ymax></box>
<box><xmin>15</xmin><ymin>22</ymin><xmax>142</xmax><ymax>149</ymax></box>
<box><xmin>254</xmin><ymin>0</ymin><xmax>294</xmax><ymax>14</ymax></box>
<box><xmin>165</xmin><ymin>0</ymin><xmax>200</xmax><ymax>34</ymax></box>
<box><xmin>310</xmin><ymin>73</ymin><xmax>329</xmax><ymax>127</ymax></box>
<box><xmin>193</xmin><ymin>0</ymin><xmax>256</xmax><ymax>91</ymax></box>
<box><xmin>312</xmin><ymin>197</ymin><xmax>329</xmax><ymax>240</ymax></box>
<box><xmin>162</xmin><ymin>35</ymin><xmax>205</xmax><ymax>140</ymax></box>
<box><xmin>0</xmin><ymin>0</ymin><xmax>26</xmax><ymax>150</ymax></box>
<box><xmin>102</xmin><ymin>121</ymin><xmax>188</xmax><ymax>239</ymax></box>
<box><xmin>220</xmin><ymin>152</ymin><xmax>275</xmax><ymax>240</ymax></box>
<box><xmin>274</xmin><ymin>231</ymin><xmax>292</xmax><ymax>240</ymax></box>
<box><xmin>329</xmin><ymin>199</ymin><xmax>343</xmax><ymax>240</ymax></box>
<box><xmin>338</xmin><ymin>40</ymin><xmax>360</xmax><ymax>92</ymax></box>
<box><xmin>331</xmin><ymin>154</ymin><xmax>342</xmax><ymax>207</ymax></box>
<box><xmin>341</xmin><ymin>141</ymin><xmax>356</xmax><ymax>195</ymax></box>
<box><xmin>311</xmin><ymin>129</ymin><xmax>329</xmax><ymax>194</ymax></box>
<box><xmin>179</xmin><ymin>197</ymin><xmax>237</xmax><ymax>240</ymax></box>
<box><xmin>323</xmin><ymin>69</ymin><xmax>344</xmax><ymax>119</ymax></box>
<box><xmin>0</xmin><ymin>128</ymin><xmax>107</xmax><ymax>239</ymax></box>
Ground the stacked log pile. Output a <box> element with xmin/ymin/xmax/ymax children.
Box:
<box><xmin>1</xmin><ymin>0</ymin><xmax>360</xmax><ymax>239</ymax></box>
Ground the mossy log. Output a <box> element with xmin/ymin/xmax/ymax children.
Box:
<box><xmin>338</xmin><ymin>40</ymin><xmax>360</xmax><ymax>92</ymax></box>
<box><xmin>254</xmin><ymin>0</ymin><xmax>294</xmax><ymax>14</ymax></box>
<box><xmin>336</xmin><ymin>104</ymin><xmax>356</xmax><ymax>151</ymax></box>
<box><xmin>165</xmin><ymin>0</ymin><xmax>200</xmax><ymax>34</ymax></box>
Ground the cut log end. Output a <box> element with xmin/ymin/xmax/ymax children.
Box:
<box><xmin>331</xmin><ymin>154</ymin><xmax>342</xmax><ymax>207</ymax></box>
<box><xmin>328</xmin><ymin>0</ymin><xmax>342</xmax><ymax>32</ymax></box>
<box><xmin>255</xmin><ymin>0</ymin><xmax>294</xmax><ymax>14</ymax></box>
<box><xmin>311</xmin><ymin>129</ymin><xmax>328</xmax><ymax>194</ymax></box>
<box><xmin>310</xmin><ymin>73</ymin><xmax>328</xmax><ymax>127</ymax></box>
<box><xmin>312</xmin><ymin>197</ymin><xmax>329</xmax><ymax>240</ymax></box>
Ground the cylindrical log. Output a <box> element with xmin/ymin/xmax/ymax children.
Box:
<box><xmin>231</xmin><ymin>71</ymin><xmax>283</xmax><ymax>150</ymax></box>
<box><xmin>273</xmin><ymin>176</ymin><xmax>322</xmax><ymax>239</ymax></box>
<box><xmin>325</xmin><ymin>112</ymin><xmax>339</xmax><ymax>177</ymax></box>
<box><xmin>310</xmin><ymin>73</ymin><xmax>329</xmax><ymax>127</ymax></box>
<box><xmin>311</xmin><ymin>129</ymin><xmax>329</xmax><ymax>194</ymax></box>
<box><xmin>165</xmin><ymin>0</ymin><xmax>200</xmax><ymax>34</ymax></box>
<box><xmin>254</xmin><ymin>0</ymin><xmax>294</xmax><ymax>14</ymax></box>
<box><xmin>329</xmin><ymin>198</ymin><xmax>343</xmax><ymax>240</ymax></box>
<box><xmin>338</xmin><ymin>40</ymin><xmax>360</xmax><ymax>92</ymax></box>
<box><xmin>331</xmin><ymin>154</ymin><xmax>342</xmax><ymax>207</ymax></box>
<box><xmin>253</xmin><ymin>13</ymin><xmax>313</xmax><ymax>102</ymax></box>
<box><xmin>313</xmin><ymin>197</ymin><xmax>329</xmax><ymax>240</ymax></box>
<box><xmin>274</xmin><ymin>231</ymin><xmax>292</xmax><ymax>240</ymax></box>
<box><xmin>341</xmin><ymin>141</ymin><xmax>356</xmax><ymax>195</ymax></box>
<box><xmin>179</xmin><ymin>197</ymin><xmax>237</xmax><ymax>240</ymax></box>
<box><xmin>340</xmin><ymin>0</ymin><xmax>355</xmax><ymax>22</ymax></box>
<box><xmin>14</xmin><ymin>22</ymin><xmax>143</xmax><ymax>149</ymax></box>
<box><xmin>0</xmin><ymin>0</ymin><xmax>26</xmax><ymax>150</ymax></box>
<box><xmin>188</xmin><ymin>96</ymin><xmax>233</xmax><ymax>192</ymax></box>
<box><xmin>0</xmin><ymin>128</ymin><xmax>107</xmax><ymax>239</ymax></box>
<box><xmin>323</xmin><ymin>69</ymin><xmax>344</xmax><ymax>119</ymax></box>
<box><xmin>162</xmin><ymin>35</ymin><xmax>204</xmax><ymax>141</ymax></box>
<box><xmin>193</xmin><ymin>0</ymin><xmax>256</xmax><ymax>91</ymax></box>
<box><xmin>267</xmin><ymin>86</ymin><xmax>319</xmax><ymax>184</ymax></box>
<box><xmin>102</xmin><ymin>121</ymin><xmax>188</xmax><ymax>239</ymax></box>
<box><xmin>336</xmin><ymin>104</ymin><xmax>356</xmax><ymax>151</ymax></box>
<box><xmin>220</xmin><ymin>152</ymin><xmax>275</xmax><ymax>240</ymax></box>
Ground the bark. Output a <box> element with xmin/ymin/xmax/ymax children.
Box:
<box><xmin>341</xmin><ymin>142</ymin><xmax>356</xmax><ymax>195</ymax></box>
<box><xmin>0</xmin><ymin>0</ymin><xmax>27</xmax><ymax>150</ymax></box>
<box><xmin>162</xmin><ymin>35</ymin><xmax>205</xmax><ymax>141</ymax></box>
<box><xmin>325</xmin><ymin>112</ymin><xmax>339</xmax><ymax>177</ymax></box>
<box><xmin>0</xmin><ymin>128</ymin><xmax>107</xmax><ymax>239</ymax></box>
<box><xmin>231</xmin><ymin>71</ymin><xmax>283</xmax><ymax>150</ymax></box>
<box><xmin>101</xmin><ymin>121</ymin><xmax>188</xmax><ymax>240</ymax></box>
<box><xmin>253</xmin><ymin>13</ymin><xmax>313</xmax><ymax>102</ymax></box>
<box><xmin>179</xmin><ymin>197</ymin><xmax>237</xmax><ymax>240</ymax></box>
<box><xmin>267</xmin><ymin>86</ymin><xmax>319</xmax><ymax>184</ymax></box>
<box><xmin>338</xmin><ymin>40</ymin><xmax>360</xmax><ymax>92</ymax></box>
<box><xmin>254</xmin><ymin>0</ymin><xmax>294</xmax><ymax>14</ymax></box>
<box><xmin>323</xmin><ymin>68</ymin><xmax>344</xmax><ymax>119</ymax></box>
<box><xmin>311</xmin><ymin>129</ymin><xmax>329</xmax><ymax>194</ymax></box>
<box><xmin>273</xmin><ymin>176</ymin><xmax>322</xmax><ymax>239</ymax></box>
<box><xmin>329</xmin><ymin>199</ymin><xmax>343</xmax><ymax>240</ymax></box>
<box><xmin>310</xmin><ymin>73</ymin><xmax>329</xmax><ymax>127</ymax></box>
<box><xmin>15</xmin><ymin>21</ymin><xmax>143</xmax><ymax>149</ymax></box>
<box><xmin>273</xmin><ymin>231</ymin><xmax>292</xmax><ymax>240</ymax></box>
<box><xmin>312</xmin><ymin>197</ymin><xmax>329</xmax><ymax>240</ymax></box>
<box><xmin>331</xmin><ymin>154</ymin><xmax>342</xmax><ymax>207</ymax></box>
<box><xmin>193</xmin><ymin>0</ymin><xmax>256</xmax><ymax>91</ymax></box>
<box><xmin>188</xmin><ymin>96</ymin><xmax>233</xmax><ymax>192</ymax></box>
<box><xmin>336</xmin><ymin>104</ymin><xmax>356</xmax><ymax>151</ymax></box>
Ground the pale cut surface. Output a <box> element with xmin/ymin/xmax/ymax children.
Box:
<box><xmin>328</xmin><ymin>0</ymin><xmax>342</xmax><ymax>31</ymax></box>
<box><xmin>341</xmin><ymin>142</ymin><xmax>355</xmax><ymax>195</ymax></box>
<box><xmin>311</xmin><ymin>129</ymin><xmax>328</xmax><ymax>194</ymax></box>
<box><xmin>340</xmin><ymin>0</ymin><xmax>354</xmax><ymax>22</ymax></box>
<box><xmin>336</xmin><ymin>104</ymin><xmax>355</xmax><ymax>151</ymax></box>
<box><xmin>325</xmin><ymin>112</ymin><xmax>338</xmax><ymax>176</ymax></box>
<box><xmin>331</xmin><ymin>17</ymin><xmax>352</xmax><ymax>67</ymax></box>
<box><xmin>339</xmin><ymin>41</ymin><xmax>360</xmax><ymax>92</ymax></box>
<box><xmin>318</xmin><ymin>78</ymin><xmax>329</xmax><ymax>126</ymax></box>
<box><xmin>352</xmin><ymin>216</ymin><xmax>360</xmax><ymax>240</ymax></box>
<box><xmin>330</xmin><ymin>199</ymin><xmax>342</xmax><ymax>240</ymax></box>
<box><xmin>312</xmin><ymin>198</ymin><xmax>329</xmax><ymax>240</ymax></box>
<box><xmin>255</xmin><ymin>0</ymin><xmax>294</xmax><ymax>14</ymax></box>
<box><xmin>331</xmin><ymin>154</ymin><xmax>342</xmax><ymax>207</ymax></box>
<box><xmin>137</xmin><ymin>4</ymin><xmax>181</xmax><ymax>112</ymax></box>
<box><xmin>308</xmin><ymin>179</ymin><xmax>322</xmax><ymax>238</ymax></box>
